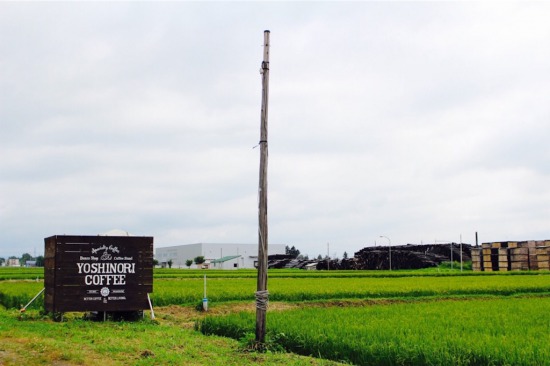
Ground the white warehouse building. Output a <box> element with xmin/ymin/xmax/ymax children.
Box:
<box><xmin>156</xmin><ymin>243</ymin><xmax>287</xmax><ymax>269</ymax></box>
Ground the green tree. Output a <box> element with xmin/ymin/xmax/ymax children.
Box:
<box><xmin>167</xmin><ymin>259</ymin><xmax>173</xmax><ymax>269</ymax></box>
<box><xmin>35</xmin><ymin>256</ymin><xmax>44</xmax><ymax>267</ymax></box>
<box><xmin>20</xmin><ymin>253</ymin><xmax>32</xmax><ymax>265</ymax></box>
<box><xmin>185</xmin><ymin>259</ymin><xmax>193</xmax><ymax>269</ymax></box>
<box><xmin>194</xmin><ymin>256</ymin><xmax>205</xmax><ymax>266</ymax></box>
<box><xmin>0</xmin><ymin>257</ymin><xmax>5</xmax><ymax>266</ymax></box>
<box><xmin>285</xmin><ymin>245</ymin><xmax>301</xmax><ymax>259</ymax></box>
<box><xmin>153</xmin><ymin>259</ymin><xmax>159</xmax><ymax>267</ymax></box>
<box><xmin>343</xmin><ymin>251</ymin><xmax>349</xmax><ymax>259</ymax></box>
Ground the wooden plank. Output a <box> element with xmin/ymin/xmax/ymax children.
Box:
<box><xmin>510</xmin><ymin>262</ymin><xmax>529</xmax><ymax>270</ymax></box>
<box><xmin>518</xmin><ymin>241</ymin><xmax>537</xmax><ymax>249</ymax></box>
<box><xmin>518</xmin><ymin>241</ymin><xmax>529</xmax><ymax>248</ymax></box>
<box><xmin>510</xmin><ymin>255</ymin><xmax>529</xmax><ymax>261</ymax></box>
<box><xmin>530</xmin><ymin>255</ymin><xmax>538</xmax><ymax>270</ymax></box>
<box><xmin>498</xmin><ymin>248</ymin><xmax>508</xmax><ymax>255</ymax></box>
<box><xmin>535</xmin><ymin>247</ymin><xmax>549</xmax><ymax>255</ymax></box>
<box><xmin>510</xmin><ymin>247</ymin><xmax>529</xmax><ymax>255</ymax></box>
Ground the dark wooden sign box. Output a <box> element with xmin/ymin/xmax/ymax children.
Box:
<box><xmin>44</xmin><ymin>235</ymin><xmax>153</xmax><ymax>313</ymax></box>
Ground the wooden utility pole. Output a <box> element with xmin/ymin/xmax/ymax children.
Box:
<box><xmin>256</xmin><ymin>30</ymin><xmax>270</xmax><ymax>344</ymax></box>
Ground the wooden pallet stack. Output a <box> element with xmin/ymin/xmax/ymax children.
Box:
<box><xmin>509</xmin><ymin>246</ymin><xmax>529</xmax><ymax>271</ymax></box>
<box><xmin>478</xmin><ymin>242</ymin><xmax>497</xmax><ymax>271</ymax></box>
<box><xmin>474</xmin><ymin>240</ymin><xmax>550</xmax><ymax>272</ymax></box>
<box><xmin>528</xmin><ymin>241</ymin><xmax>539</xmax><ymax>270</ymax></box>
<box><xmin>536</xmin><ymin>245</ymin><xmax>550</xmax><ymax>270</ymax></box>
<box><xmin>471</xmin><ymin>247</ymin><xmax>483</xmax><ymax>271</ymax></box>
<box><xmin>498</xmin><ymin>247</ymin><xmax>510</xmax><ymax>271</ymax></box>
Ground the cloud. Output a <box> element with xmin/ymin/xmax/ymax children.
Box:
<box><xmin>1</xmin><ymin>2</ymin><xmax>550</xmax><ymax>259</ymax></box>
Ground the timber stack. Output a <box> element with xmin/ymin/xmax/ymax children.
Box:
<box><xmin>472</xmin><ymin>240</ymin><xmax>550</xmax><ymax>272</ymax></box>
<box><xmin>354</xmin><ymin>243</ymin><xmax>471</xmax><ymax>270</ymax></box>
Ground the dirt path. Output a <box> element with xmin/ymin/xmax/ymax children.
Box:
<box><xmin>154</xmin><ymin>301</ymin><xmax>298</xmax><ymax>328</ymax></box>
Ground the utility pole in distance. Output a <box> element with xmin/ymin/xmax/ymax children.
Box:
<box><xmin>256</xmin><ymin>30</ymin><xmax>270</xmax><ymax>345</ymax></box>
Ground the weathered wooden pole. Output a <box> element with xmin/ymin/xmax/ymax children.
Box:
<box><xmin>256</xmin><ymin>30</ymin><xmax>270</xmax><ymax>344</ymax></box>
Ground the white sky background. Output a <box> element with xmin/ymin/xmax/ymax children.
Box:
<box><xmin>1</xmin><ymin>2</ymin><xmax>550</xmax><ymax>259</ymax></box>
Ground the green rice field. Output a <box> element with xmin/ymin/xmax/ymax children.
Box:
<box><xmin>199</xmin><ymin>296</ymin><xmax>550</xmax><ymax>365</ymax></box>
<box><xmin>1</xmin><ymin>266</ymin><xmax>550</xmax><ymax>365</ymax></box>
<box><xmin>2</xmin><ymin>268</ymin><xmax>550</xmax><ymax>309</ymax></box>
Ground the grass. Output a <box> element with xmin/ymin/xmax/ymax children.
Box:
<box><xmin>199</xmin><ymin>296</ymin><xmax>550</xmax><ymax>365</ymax></box>
<box><xmin>0</xmin><ymin>307</ymin><xmax>343</xmax><ymax>366</ymax></box>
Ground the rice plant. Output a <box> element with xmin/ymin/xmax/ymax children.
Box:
<box><xmin>199</xmin><ymin>296</ymin><xmax>550</xmax><ymax>365</ymax></box>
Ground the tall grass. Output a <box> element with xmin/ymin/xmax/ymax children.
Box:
<box><xmin>199</xmin><ymin>296</ymin><xmax>550</xmax><ymax>365</ymax></box>
<box><xmin>0</xmin><ymin>280</ymin><xmax>43</xmax><ymax>309</ymax></box>
<box><xmin>0</xmin><ymin>307</ymin><xmax>340</xmax><ymax>366</ymax></box>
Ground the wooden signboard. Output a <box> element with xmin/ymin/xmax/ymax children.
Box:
<box><xmin>44</xmin><ymin>235</ymin><xmax>153</xmax><ymax>313</ymax></box>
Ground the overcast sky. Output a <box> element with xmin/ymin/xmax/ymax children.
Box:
<box><xmin>1</xmin><ymin>2</ymin><xmax>550</xmax><ymax>259</ymax></box>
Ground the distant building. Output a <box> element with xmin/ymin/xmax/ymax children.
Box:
<box><xmin>156</xmin><ymin>243</ymin><xmax>287</xmax><ymax>269</ymax></box>
<box><xmin>7</xmin><ymin>258</ymin><xmax>20</xmax><ymax>267</ymax></box>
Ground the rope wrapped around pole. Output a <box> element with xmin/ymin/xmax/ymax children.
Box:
<box><xmin>255</xmin><ymin>290</ymin><xmax>269</xmax><ymax>311</ymax></box>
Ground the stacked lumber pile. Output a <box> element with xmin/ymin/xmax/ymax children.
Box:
<box><xmin>354</xmin><ymin>244</ymin><xmax>471</xmax><ymax>270</ymax></box>
<box><xmin>267</xmin><ymin>257</ymin><xmax>358</xmax><ymax>270</ymax></box>
<box><xmin>471</xmin><ymin>247</ymin><xmax>483</xmax><ymax>271</ymax></box>
<box><xmin>536</xmin><ymin>246</ymin><xmax>550</xmax><ymax>270</ymax></box>
<box><xmin>472</xmin><ymin>240</ymin><xmax>550</xmax><ymax>272</ymax></box>
<box><xmin>268</xmin><ymin>244</ymin><xmax>475</xmax><ymax>271</ymax></box>
<box><xmin>510</xmin><ymin>246</ymin><xmax>530</xmax><ymax>271</ymax></box>
<box><xmin>316</xmin><ymin>258</ymin><xmax>357</xmax><ymax>270</ymax></box>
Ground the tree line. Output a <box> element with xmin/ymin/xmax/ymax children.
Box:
<box><xmin>1</xmin><ymin>246</ymin><xmax>349</xmax><ymax>268</ymax></box>
<box><xmin>286</xmin><ymin>245</ymin><xmax>349</xmax><ymax>261</ymax></box>
<box><xmin>0</xmin><ymin>253</ymin><xmax>44</xmax><ymax>267</ymax></box>
<box><xmin>162</xmin><ymin>256</ymin><xmax>206</xmax><ymax>269</ymax></box>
